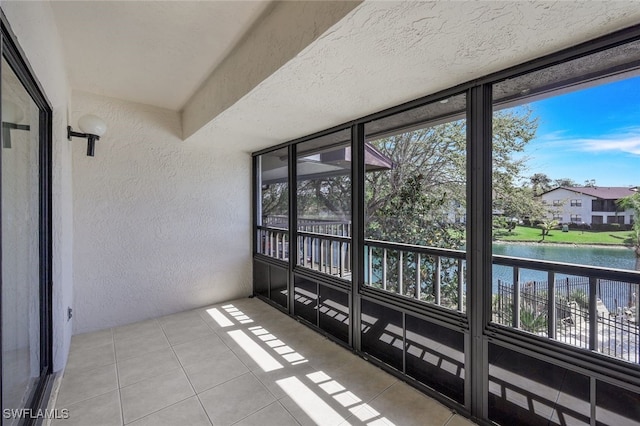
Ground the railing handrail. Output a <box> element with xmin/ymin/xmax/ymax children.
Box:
<box><xmin>493</xmin><ymin>254</ymin><xmax>640</xmax><ymax>283</ymax></box>
<box><xmin>298</xmin><ymin>218</ymin><xmax>352</xmax><ymax>225</ymax></box>
<box><xmin>257</xmin><ymin>225</ymin><xmax>289</xmax><ymax>232</ymax></box>
<box><xmin>365</xmin><ymin>238</ymin><xmax>466</xmax><ymax>260</ymax></box>
<box><xmin>365</xmin><ymin>238</ymin><xmax>640</xmax><ymax>282</ymax></box>
<box><xmin>298</xmin><ymin>230</ymin><xmax>352</xmax><ymax>243</ymax></box>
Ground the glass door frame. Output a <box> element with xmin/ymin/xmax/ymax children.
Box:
<box><xmin>0</xmin><ymin>9</ymin><xmax>53</xmax><ymax>425</ymax></box>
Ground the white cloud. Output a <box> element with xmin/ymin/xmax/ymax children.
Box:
<box><xmin>579</xmin><ymin>135</ymin><xmax>640</xmax><ymax>155</ymax></box>
<box><xmin>537</xmin><ymin>127</ymin><xmax>640</xmax><ymax>155</ymax></box>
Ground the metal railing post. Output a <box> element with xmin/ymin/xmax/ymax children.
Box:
<box><xmin>513</xmin><ymin>267</ymin><xmax>521</xmax><ymax>329</ymax></box>
<box><xmin>435</xmin><ymin>256</ymin><xmax>441</xmax><ymax>305</ymax></box>
<box><xmin>416</xmin><ymin>253</ymin><xmax>422</xmax><ymax>300</ymax></box>
<box><xmin>589</xmin><ymin>277</ymin><xmax>598</xmax><ymax>351</ymax></box>
<box><xmin>398</xmin><ymin>251</ymin><xmax>404</xmax><ymax>295</ymax></box>
<box><xmin>548</xmin><ymin>271</ymin><xmax>556</xmax><ymax>339</ymax></box>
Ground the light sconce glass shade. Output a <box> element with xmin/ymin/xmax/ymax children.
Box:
<box><xmin>78</xmin><ymin>114</ymin><xmax>107</xmax><ymax>137</ymax></box>
<box><xmin>68</xmin><ymin>114</ymin><xmax>107</xmax><ymax>156</ymax></box>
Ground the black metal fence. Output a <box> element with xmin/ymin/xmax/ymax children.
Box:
<box><xmin>495</xmin><ymin>279</ymin><xmax>639</xmax><ymax>364</ymax></box>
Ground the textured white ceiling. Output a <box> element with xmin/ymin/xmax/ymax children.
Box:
<box><xmin>49</xmin><ymin>1</ymin><xmax>640</xmax><ymax>147</ymax></box>
<box><xmin>193</xmin><ymin>1</ymin><xmax>640</xmax><ymax>151</ymax></box>
<box><xmin>50</xmin><ymin>0</ymin><xmax>271</xmax><ymax>110</ymax></box>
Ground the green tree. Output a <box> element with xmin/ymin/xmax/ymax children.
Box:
<box><xmin>538</xmin><ymin>218</ymin><xmax>559</xmax><ymax>242</ymax></box>
<box><xmin>492</xmin><ymin>108</ymin><xmax>541</xmax><ymax>225</ymax></box>
<box><xmin>554</xmin><ymin>177</ymin><xmax>578</xmax><ymax>187</ymax></box>
<box><xmin>261</xmin><ymin>182</ymin><xmax>288</xmax><ymax>225</ymax></box>
<box><xmin>366</xmin><ymin>107</ymin><xmax>539</xmax><ymax>246</ymax></box>
<box><xmin>530</xmin><ymin>173</ymin><xmax>552</xmax><ymax>196</ymax></box>
<box><xmin>297</xmin><ymin>175</ymin><xmax>351</xmax><ymax>221</ymax></box>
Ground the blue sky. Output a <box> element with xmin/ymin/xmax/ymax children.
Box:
<box><xmin>517</xmin><ymin>75</ymin><xmax>640</xmax><ymax>187</ymax></box>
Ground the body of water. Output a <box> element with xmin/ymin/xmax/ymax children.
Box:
<box><xmin>492</xmin><ymin>243</ymin><xmax>636</xmax><ymax>271</ymax></box>
<box><xmin>492</xmin><ymin>243</ymin><xmax>638</xmax><ymax>310</ymax></box>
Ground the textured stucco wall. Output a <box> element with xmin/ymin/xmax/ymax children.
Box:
<box><xmin>71</xmin><ymin>91</ymin><xmax>251</xmax><ymax>334</ymax></box>
<box><xmin>182</xmin><ymin>0</ymin><xmax>361</xmax><ymax>139</ymax></box>
<box><xmin>2</xmin><ymin>0</ymin><xmax>73</xmax><ymax>372</ymax></box>
<box><xmin>198</xmin><ymin>1</ymin><xmax>640</xmax><ymax>154</ymax></box>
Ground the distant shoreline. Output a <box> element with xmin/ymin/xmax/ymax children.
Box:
<box><xmin>492</xmin><ymin>240</ymin><xmax>633</xmax><ymax>250</ymax></box>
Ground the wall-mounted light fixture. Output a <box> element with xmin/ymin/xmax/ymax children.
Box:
<box><xmin>68</xmin><ymin>114</ymin><xmax>107</xmax><ymax>156</ymax></box>
<box><xmin>2</xmin><ymin>98</ymin><xmax>30</xmax><ymax>149</ymax></box>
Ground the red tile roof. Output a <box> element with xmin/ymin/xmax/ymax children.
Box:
<box><xmin>548</xmin><ymin>186</ymin><xmax>637</xmax><ymax>200</ymax></box>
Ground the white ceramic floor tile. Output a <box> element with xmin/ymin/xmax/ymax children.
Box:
<box><xmin>55</xmin><ymin>298</ymin><xmax>479</xmax><ymax>426</ymax></box>
<box><xmin>161</xmin><ymin>318</ymin><xmax>216</xmax><ymax>346</ymax></box>
<box><xmin>233</xmin><ymin>401</ymin><xmax>299</xmax><ymax>426</ymax></box>
<box><xmin>56</xmin><ymin>363</ymin><xmax>119</xmax><ymax>407</ymax></box>
<box><xmin>158</xmin><ymin>310</ymin><xmax>203</xmax><ymax>326</ymax></box>
<box><xmin>127</xmin><ymin>396</ymin><xmax>211</xmax><ymax>426</ymax></box>
<box><xmin>117</xmin><ymin>347</ymin><xmax>181</xmax><ymax>387</ymax></box>
<box><xmin>113</xmin><ymin>319</ymin><xmax>162</xmax><ymax>341</ymax></box>
<box><xmin>183</xmin><ymin>350</ymin><xmax>248</xmax><ymax>393</ymax></box>
<box><xmin>198</xmin><ymin>373</ymin><xmax>275</xmax><ymax>425</ymax></box>
<box><xmin>172</xmin><ymin>334</ymin><xmax>230</xmax><ymax>367</ymax></box>
<box><xmin>70</xmin><ymin>329</ymin><xmax>113</xmax><ymax>352</ymax></box>
<box><xmin>115</xmin><ymin>331</ymin><xmax>170</xmax><ymax>361</ymax></box>
<box><xmin>65</xmin><ymin>342</ymin><xmax>115</xmax><ymax>373</ymax></box>
<box><xmin>52</xmin><ymin>389</ymin><xmax>121</xmax><ymax>426</ymax></box>
<box><xmin>120</xmin><ymin>368</ymin><xmax>194</xmax><ymax>424</ymax></box>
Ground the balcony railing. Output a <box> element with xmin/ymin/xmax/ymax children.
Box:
<box><xmin>492</xmin><ymin>254</ymin><xmax>639</xmax><ymax>364</ymax></box>
<box><xmin>298</xmin><ymin>231</ymin><xmax>352</xmax><ymax>280</ymax></box>
<box><xmin>258</xmin><ymin>219</ymin><xmax>353</xmax><ymax>280</ymax></box>
<box><xmin>361</xmin><ymin>240</ymin><xmax>639</xmax><ymax>364</ymax></box>
<box><xmin>259</xmin><ymin>222</ymin><xmax>640</xmax><ymax>364</ymax></box>
<box><xmin>257</xmin><ymin>226</ymin><xmax>289</xmax><ymax>261</ymax></box>
<box><xmin>364</xmin><ymin>240</ymin><xmax>466</xmax><ymax>313</ymax></box>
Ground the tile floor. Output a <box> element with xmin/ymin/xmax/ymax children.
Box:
<box><xmin>49</xmin><ymin>297</ymin><xmax>476</xmax><ymax>426</ymax></box>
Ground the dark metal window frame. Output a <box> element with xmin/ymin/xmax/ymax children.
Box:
<box><xmin>252</xmin><ymin>23</ymin><xmax>640</xmax><ymax>424</ymax></box>
<box><xmin>0</xmin><ymin>9</ymin><xmax>54</xmax><ymax>425</ymax></box>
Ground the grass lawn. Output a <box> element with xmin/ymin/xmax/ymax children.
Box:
<box><xmin>494</xmin><ymin>226</ymin><xmax>634</xmax><ymax>245</ymax></box>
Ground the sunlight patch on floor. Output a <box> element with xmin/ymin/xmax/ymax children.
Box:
<box><xmin>227</xmin><ymin>329</ymin><xmax>283</xmax><ymax>372</ymax></box>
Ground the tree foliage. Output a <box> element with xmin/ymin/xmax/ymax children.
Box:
<box><xmin>260</xmin><ymin>183</ymin><xmax>288</xmax><ymax>225</ymax></box>
<box><xmin>554</xmin><ymin>178</ymin><xmax>578</xmax><ymax>188</ymax></box>
<box><xmin>365</xmin><ymin>120</ymin><xmax>466</xmax><ymax>248</ymax></box>
<box><xmin>530</xmin><ymin>173</ymin><xmax>552</xmax><ymax>196</ymax></box>
<box><xmin>617</xmin><ymin>192</ymin><xmax>640</xmax><ymax>257</ymax></box>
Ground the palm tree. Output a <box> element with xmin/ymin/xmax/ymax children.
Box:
<box><xmin>538</xmin><ymin>218</ymin><xmax>558</xmax><ymax>242</ymax></box>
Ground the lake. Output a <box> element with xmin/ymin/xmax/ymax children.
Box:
<box><xmin>493</xmin><ymin>243</ymin><xmax>636</xmax><ymax>270</ymax></box>
<box><xmin>492</xmin><ymin>243</ymin><xmax>638</xmax><ymax>309</ymax></box>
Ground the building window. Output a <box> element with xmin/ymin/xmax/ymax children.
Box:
<box><xmin>592</xmin><ymin>199</ymin><xmax>618</xmax><ymax>212</ymax></box>
<box><xmin>553</xmin><ymin>214</ymin><xmax>563</xmax><ymax>221</ymax></box>
<box><xmin>606</xmin><ymin>215</ymin><xmax>624</xmax><ymax>225</ymax></box>
<box><xmin>570</xmin><ymin>214</ymin><xmax>582</xmax><ymax>223</ymax></box>
<box><xmin>570</xmin><ymin>199</ymin><xmax>582</xmax><ymax>207</ymax></box>
<box><xmin>552</xmin><ymin>199</ymin><xmax>561</xmax><ymax>206</ymax></box>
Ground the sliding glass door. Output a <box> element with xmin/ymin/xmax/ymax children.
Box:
<box><xmin>1</xmin><ymin>16</ymin><xmax>53</xmax><ymax>426</ymax></box>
